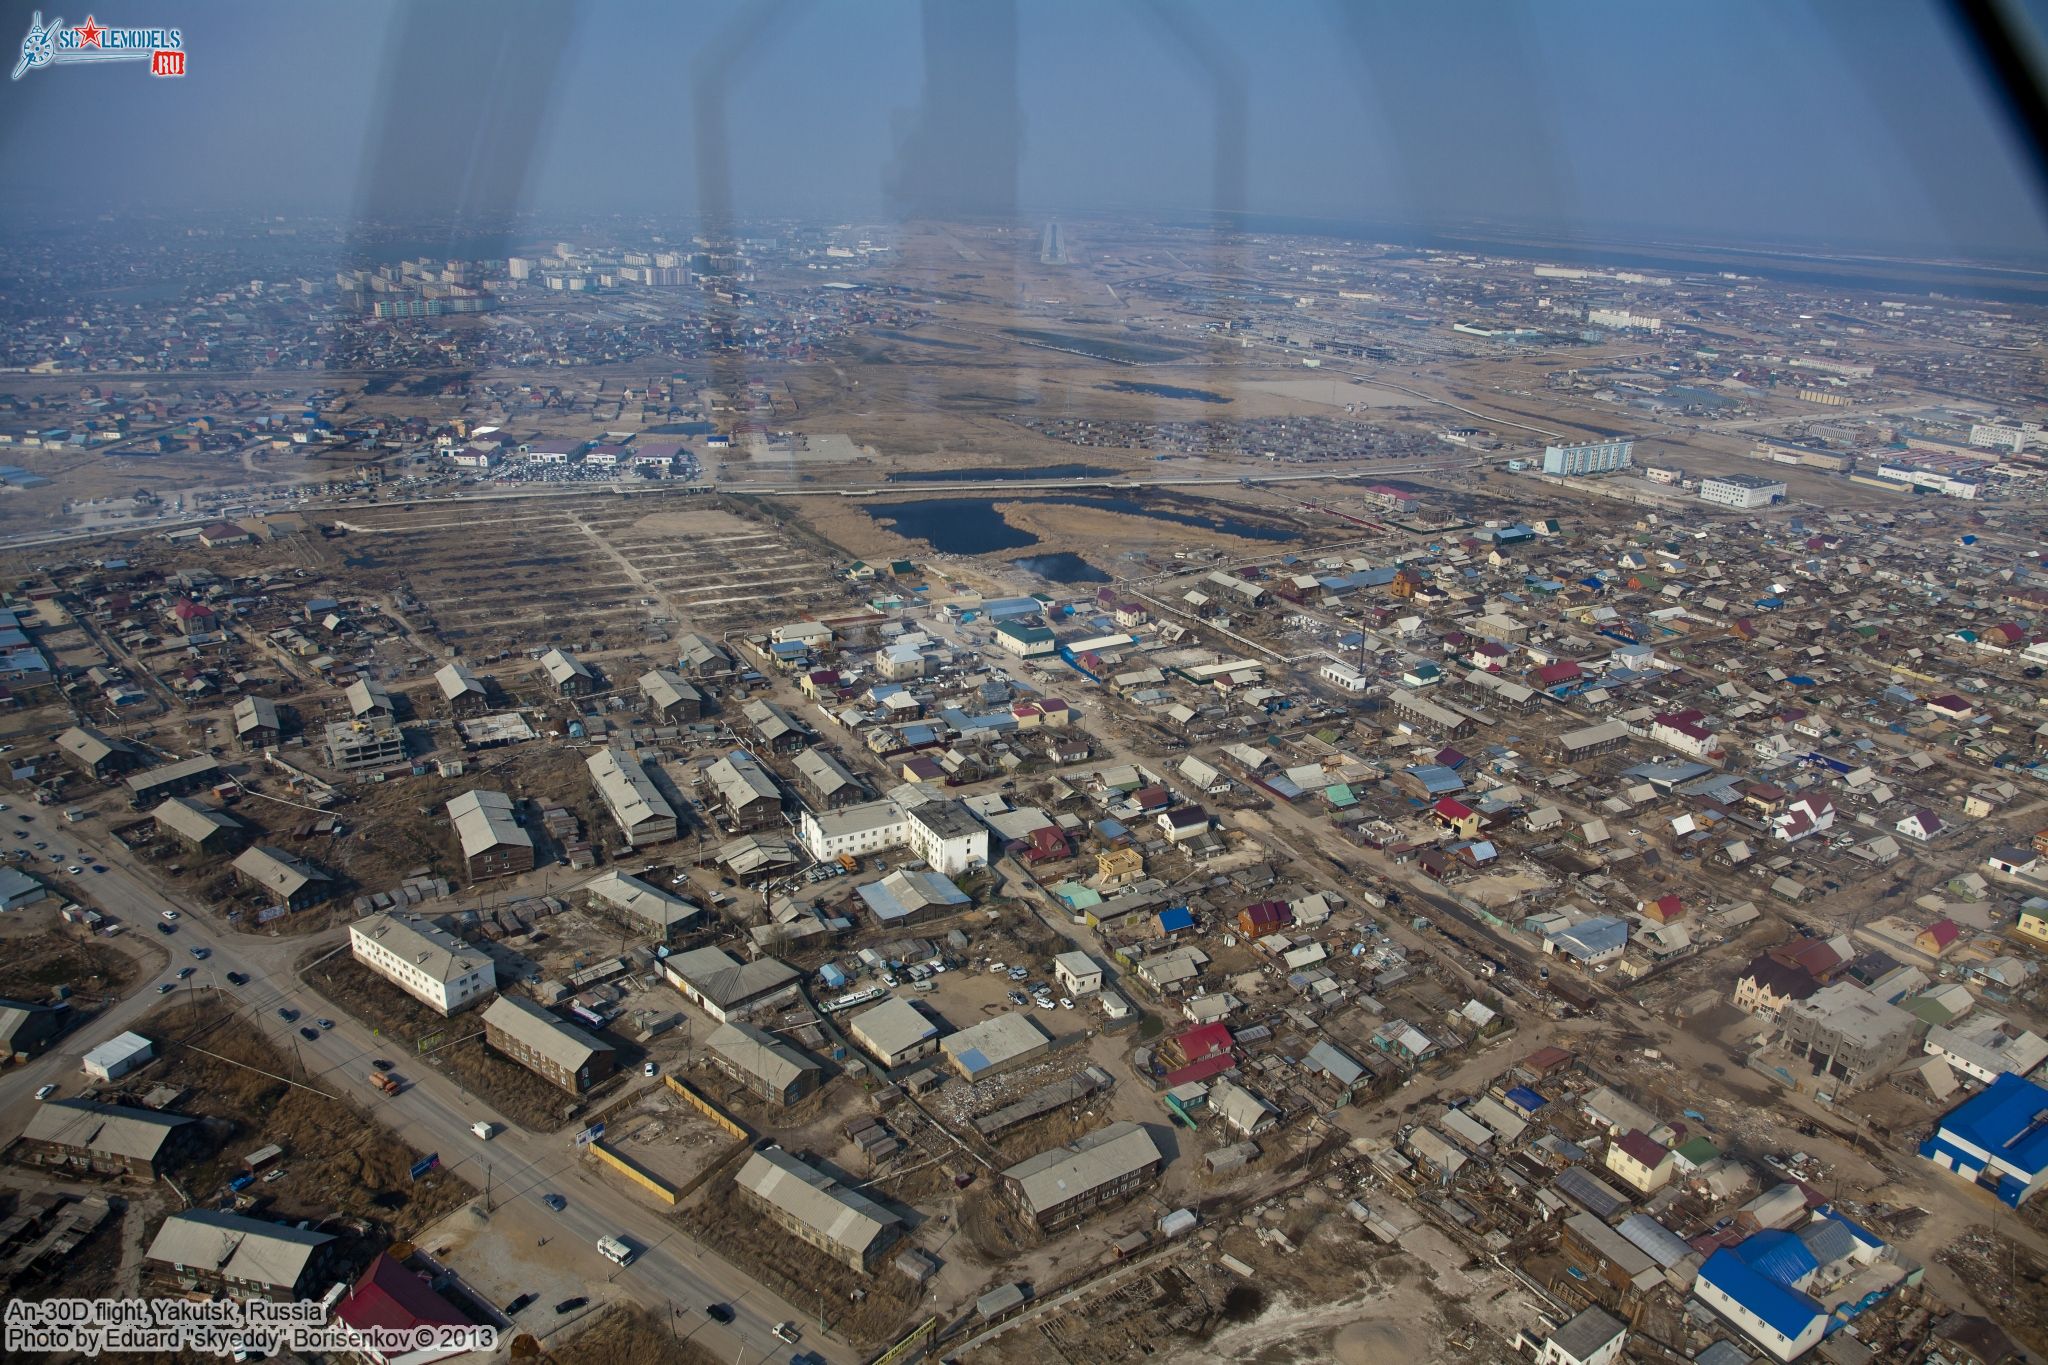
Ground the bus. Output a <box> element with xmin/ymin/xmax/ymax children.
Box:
<box><xmin>596</xmin><ymin>1236</ymin><xmax>636</xmax><ymax>1266</ymax></box>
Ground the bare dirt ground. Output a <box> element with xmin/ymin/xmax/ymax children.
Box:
<box><xmin>673</xmin><ymin>1177</ymin><xmax>924</xmax><ymax>1351</ymax></box>
<box><xmin>0</xmin><ymin>902</ymin><xmax>157</xmax><ymax>1002</ymax></box>
<box><xmin>532</xmin><ymin>1302</ymin><xmax>720</xmax><ymax>1365</ymax></box>
<box><xmin>298</xmin><ymin>955</ymin><xmax>598</xmax><ymax>1132</ymax></box>
<box><xmin>135</xmin><ymin>997</ymin><xmax>471</xmax><ymax>1238</ymax></box>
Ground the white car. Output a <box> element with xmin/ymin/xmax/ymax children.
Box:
<box><xmin>34</xmin><ymin>1084</ymin><xmax>55</xmax><ymax>1100</ymax></box>
<box><xmin>1059</xmin><ymin>997</ymin><xmax>1074</xmax><ymax>1009</ymax></box>
<box><xmin>1034</xmin><ymin>996</ymin><xmax>1055</xmax><ymax>1010</ymax></box>
<box><xmin>642</xmin><ymin>1061</ymin><xmax>658</xmax><ymax>1077</ymax></box>
<box><xmin>160</xmin><ymin>909</ymin><xmax>179</xmax><ymax>922</ymax></box>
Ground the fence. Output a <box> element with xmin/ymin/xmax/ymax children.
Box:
<box><xmin>585</xmin><ymin>1141</ymin><xmax>680</xmax><ymax>1206</ymax></box>
<box><xmin>662</xmin><ymin>1074</ymin><xmax>749</xmax><ymax>1140</ymax></box>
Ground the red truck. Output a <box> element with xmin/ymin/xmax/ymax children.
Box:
<box><xmin>369</xmin><ymin>1072</ymin><xmax>403</xmax><ymax>1096</ymax></box>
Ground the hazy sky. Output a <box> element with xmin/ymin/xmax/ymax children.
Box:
<box><xmin>5</xmin><ymin>0</ymin><xmax>2048</xmax><ymax>260</ymax></box>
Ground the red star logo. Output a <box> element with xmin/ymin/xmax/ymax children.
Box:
<box><xmin>75</xmin><ymin>16</ymin><xmax>102</xmax><ymax>47</ymax></box>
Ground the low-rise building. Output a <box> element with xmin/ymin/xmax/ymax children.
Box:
<box><xmin>1771</xmin><ymin>981</ymin><xmax>1917</xmax><ymax>1093</ymax></box>
<box><xmin>14</xmin><ymin>1099</ymin><xmax>199</xmax><ymax>1180</ymax></box>
<box><xmin>56</xmin><ymin>726</ymin><xmax>145</xmax><ymax>779</ymax></box>
<box><xmin>848</xmin><ymin>997</ymin><xmax>946</xmax><ymax>1069</ymax></box>
<box><xmin>480</xmin><ymin>994</ymin><xmax>615</xmax><ymax>1094</ymax></box>
<box><xmin>1698</xmin><ymin>474</ymin><xmax>1787</xmax><ymax>508</ymax></box>
<box><xmin>349</xmin><ymin>911</ymin><xmax>495</xmax><ymax>1015</ymax></box>
<box><xmin>703</xmin><ymin>1021</ymin><xmax>821</xmax><ymax>1106</ymax></box>
<box><xmin>639</xmin><ymin>668</ymin><xmax>707</xmax><ymax>722</ymax></box>
<box><xmin>734</xmin><ymin>1147</ymin><xmax>903</xmax><ymax>1272</ymax></box>
<box><xmin>1920</xmin><ymin>1073</ymin><xmax>2048</xmax><ymax>1208</ymax></box>
<box><xmin>540</xmin><ymin>647</ymin><xmax>597</xmax><ymax>696</ymax></box>
<box><xmin>1002</xmin><ymin>1121</ymin><xmax>1166</xmax><ymax>1230</ymax></box>
<box><xmin>124</xmin><ymin>755</ymin><xmax>222</xmax><ymax>805</ymax></box>
<box><xmin>701</xmin><ymin>750</ymin><xmax>784</xmax><ymax>831</ymax></box>
<box><xmin>231</xmin><ymin>845</ymin><xmax>332</xmax><ymax>912</ymax></box>
<box><xmin>587</xmin><ymin>748</ymin><xmax>678</xmax><ymax>848</ymax></box>
<box><xmin>582</xmin><ymin>870</ymin><xmax>703</xmax><ymax>940</ymax></box>
<box><xmin>151</xmin><ymin>797</ymin><xmax>244</xmax><ymax>855</ymax></box>
<box><xmin>146</xmin><ymin>1209</ymin><xmax>339</xmax><ymax>1301</ymax></box>
<box><xmin>659</xmin><ymin>947</ymin><xmax>801</xmax><ymax>1023</ymax></box>
<box><xmin>447</xmin><ymin>789</ymin><xmax>535</xmax><ymax>880</ymax></box>
<box><xmin>941</xmin><ymin>1012</ymin><xmax>1051</xmax><ymax>1079</ymax></box>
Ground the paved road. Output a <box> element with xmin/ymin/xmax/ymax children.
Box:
<box><xmin>0</xmin><ymin>809</ymin><xmax>842</xmax><ymax>1365</ymax></box>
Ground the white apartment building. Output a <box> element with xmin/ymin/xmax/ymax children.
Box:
<box><xmin>1541</xmin><ymin>438</ymin><xmax>1634</xmax><ymax>476</ymax></box>
<box><xmin>798</xmin><ymin>797</ymin><xmax>990</xmax><ymax>876</ymax></box>
<box><xmin>350</xmin><ymin>911</ymin><xmax>495</xmax><ymax>1015</ymax></box>
<box><xmin>1698</xmin><ymin>474</ymin><xmax>1787</xmax><ymax>508</ymax></box>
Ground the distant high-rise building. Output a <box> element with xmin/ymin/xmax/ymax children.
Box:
<box><xmin>1541</xmin><ymin>438</ymin><xmax>1635</xmax><ymax>477</ymax></box>
<box><xmin>1040</xmin><ymin>221</ymin><xmax>1067</xmax><ymax>265</ymax></box>
<box><xmin>507</xmin><ymin>257</ymin><xmax>535</xmax><ymax>281</ymax></box>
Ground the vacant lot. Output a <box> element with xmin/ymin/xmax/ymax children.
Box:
<box><xmin>534</xmin><ymin>1303</ymin><xmax>720</xmax><ymax>1365</ymax></box>
<box><xmin>675</xmin><ymin>1175</ymin><xmax>923</xmax><ymax>1351</ymax></box>
<box><xmin>141</xmin><ymin>997</ymin><xmax>471</xmax><ymax>1238</ymax></box>
<box><xmin>0</xmin><ymin>906</ymin><xmax>152</xmax><ymax>1003</ymax></box>
<box><xmin>300</xmin><ymin>954</ymin><xmax>609</xmax><ymax>1132</ymax></box>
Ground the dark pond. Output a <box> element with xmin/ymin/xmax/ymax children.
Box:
<box><xmin>865</xmin><ymin>494</ymin><xmax>1296</xmax><ymax>553</ymax></box>
<box><xmin>1102</xmin><ymin>380</ymin><xmax>1230</xmax><ymax>404</ymax></box>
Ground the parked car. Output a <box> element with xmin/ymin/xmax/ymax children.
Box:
<box><xmin>277</xmin><ymin>1008</ymin><xmax>298</xmax><ymax>1022</ymax></box>
<box><xmin>504</xmin><ymin>1293</ymin><xmax>536</xmax><ymax>1316</ymax></box>
<box><xmin>189</xmin><ymin>947</ymin><xmax>209</xmax><ymax>960</ymax></box>
<box><xmin>176</xmin><ymin>967</ymin><xmax>194</xmax><ymax>979</ymax></box>
<box><xmin>316</xmin><ymin>1019</ymin><xmax>333</xmax><ymax>1030</ymax></box>
<box><xmin>554</xmin><ymin>1298</ymin><xmax>587</xmax><ymax>1314</ymax></box>
<box><xmin>160</xmin><ymin>910</ymin><xmax>179</xmax><ymax>921</ymax></box>
<box><xmin>299</xmin><ymin>1027</ymin><xmax>319</xmax><ymax>1041</ymax></box>
<box><xmin>642</xmin><ymin>1061</ymin><xmax>658</xmax><ymax>1077</ymax></box>
<box><xmin>155</xmin><ymin>922</ymin><xmax>175</xmax><ymax>935</ymax></box>
<box><xmin>225</xmin><ymin>972</ymin><xmax>247</xmax><ymax>986</ymax></box>
<box><xmin>157</xmin><ymin>983</ymin><xmax>175</xmax><ymax>994</ymax></box>
<box><xmin>33</xmin><ymin>1084</ymin><xmax>55</xmax><ymax>1100</ymax></box>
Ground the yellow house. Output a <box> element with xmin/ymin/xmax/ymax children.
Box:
<box><xmin>1604</xmin><ymin>1130</ymin><xmax>1673</xmax><ymax>1195</ymax></box>
<box><xmin>2019</xmin><ymin>903</ymin><xmax>2048</xmax><ymax>946</ymax></box>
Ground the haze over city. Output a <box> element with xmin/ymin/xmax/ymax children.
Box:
<box><xmin>2</xmin><ymin>5</ymin><xmax>2048</xmax><ymax>1365</ymax></box>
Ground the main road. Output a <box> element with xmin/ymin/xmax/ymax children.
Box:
<box><xmin>0</xmin><ymin>808</ymin><xmax>846</xmax><ymax>1365</ymax></box>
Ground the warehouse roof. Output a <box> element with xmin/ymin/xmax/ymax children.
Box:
<box><xmin>663</xmin><ymin>946</ymin><xmax>800</xmax><ymax>1009</ymax></box>
<box><xmin>940</xmin><ymin>1012</ymin><xmax>1051</xmax><ymax>1076</ymax></box>
<box><xmin>849</xmin><ymin>997</ymin><xmax>945</xmax><ymax>1059</ymax></box>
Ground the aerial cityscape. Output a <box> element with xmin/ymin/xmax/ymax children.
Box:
<box><xmin>3</xmin><ymin>5</ymin><xmax>2048</xmax><ymax>1365</ymax></box>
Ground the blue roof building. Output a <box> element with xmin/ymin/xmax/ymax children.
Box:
<box><xmin>1920</xmin><ymin>1072</ymin><xmax>2048</xmax><ymax>1208</ymax></box>
<box><xmin>1157</xmin><ymin>906</ymin><xmax>1195</xmax><ymax>935</ymax></box>
<box><xmin>1694</xmin><ymin>1238</ymin><xmax>1828</xmax><ymax>1362</ymax></box>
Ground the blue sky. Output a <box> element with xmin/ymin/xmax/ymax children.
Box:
<box><xmin>3</xmin><ymin>0</ymin><xmax>2047</xmax><ymax>259</ymax></box>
